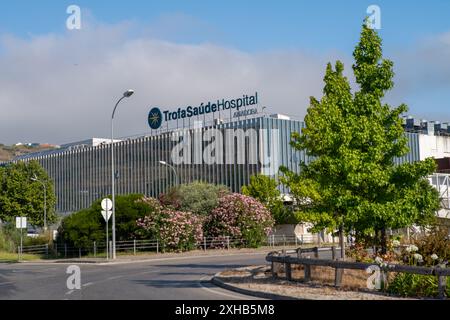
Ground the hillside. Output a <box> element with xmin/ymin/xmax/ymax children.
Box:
<box><xmin>0</xmin><ymin>144</ymin><xmax>57</xmax><ymax>162</ymax></box>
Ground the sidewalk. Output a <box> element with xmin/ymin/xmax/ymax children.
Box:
<box><xmin>18</xmin><ymin>246</ymin><xmax>300</xmax><ymax>264</ymax></box>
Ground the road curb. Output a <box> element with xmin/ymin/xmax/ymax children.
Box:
<box><xmin>211</xmin><ymin>273</ymin><xmax>302</xmax><ymax>301</ymax></box>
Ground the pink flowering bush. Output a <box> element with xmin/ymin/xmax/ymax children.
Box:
<box><xmin>205</xmin><ymin>194</ymin><xmax>275</xmax><ymax>248</ymax></box>
<box><xmin>134</xmin><ymin>197</ymin><xmax>163</xmax><ymax>239</ymax></box>
<box><xmin>137</xmin><ymin>205</ymin><xmax>203</xmax><ymax>251</ymax></box>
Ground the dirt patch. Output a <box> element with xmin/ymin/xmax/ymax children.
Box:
<box><xmin>215</xmin><ymin>266</ymin><xmax>414</xmax><ymax>300</ymax></box>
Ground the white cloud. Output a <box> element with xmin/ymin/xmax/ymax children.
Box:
<box><xmin>2</xmin><ymin>17</ymin><xmax>446</xmax><ymax>146</ymax></box>
<box><xmin>0</xmin><ymin>21</ymin><xmax>336</xmax><ymax>145</ymax></box>
<box><xmin>386</xmin><ymin>31</ymin><xmax>450</xmax><ymax>118</ymax></box>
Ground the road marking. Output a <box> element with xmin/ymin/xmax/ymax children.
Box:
<box><xmin>65</xmin><ymin>290</ymin><xmax>75</xmax><ymax>295</ymax></box>
<box><xmin>198</xmin><ymin>276</ymin><xmax>248</xmax><ymax>300</ymax></box>
<box><xmin>82</xmin><ymin>282</ymin><xmax>93</xmax><ymax>287</ymax></box>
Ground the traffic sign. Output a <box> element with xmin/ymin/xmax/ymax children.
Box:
<box><xmin>15</xmin><ymin>217</ymin><xmax>27</xmax><ymax>229</ymax></box>
<box><xmin>101</xmin><ymin>210</ymin><xmax>112</xmax><ymax>222</ymax></box>
<box><xmin>101</xmin><ymin>198</ymin><xmax>113</xmax><ymax>211</ymax></box>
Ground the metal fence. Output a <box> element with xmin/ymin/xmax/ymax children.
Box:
<box><xmin>19</xmin><ymin>234</ymin><xmax>320</xmax><ymax>259</ymax></box>
<box><xmin>20</xmin><ymin>244</ymin><xmax>49</xmax><ymax>256</ymax></box>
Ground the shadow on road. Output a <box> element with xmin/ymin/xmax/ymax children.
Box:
<box><xmin>132</xmin><ymin>279</ymin><xmax>209</xmax><ymax>289</ymax></box>
<box><xmin>156</xmin><ymin>264</ymin><xmax>249</xmax><ymax>270</ymax></box>
<box><xmin>0</xmin><ymin>267</ymin><xmax>20</xmax><ymax>298</ymax></box>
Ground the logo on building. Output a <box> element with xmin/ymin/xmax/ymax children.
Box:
<box><xmin>148</xmin><ymin>107</ymin><xmax>163</xmax><ymax>130</ymax></box>
<box><xmin>148</xmin><ymin>93</ymin><xmax>259</xmax><ymax>128</ymax></box>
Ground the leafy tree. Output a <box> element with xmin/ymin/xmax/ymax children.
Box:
<box><xmin>242</xmin><ymin>174</ymin><xmax>297</xmax><ymax>224</ymax></box>
<box><xmin>0</xmin><ymin>160</ymin><xmax>57</xmax><ymax>227</ymax></box>
<box><xmin>160</xmin><ymin>181</ymin><xmax>230</xmax><ymax>215</ymax></box>
<box><xmin>57</xmin><ymin>194</ymin><xmax>157</xmax><ymax>246</ymax></box>
<box><xmin>58</xmin><ymin>208</ymin><xmax>104</xmax><ymax>248</ymax></box>
<box><xmin>280</xmin><ymin>22</ymin><xmax>440</xmax><ymax>256</ymax></box>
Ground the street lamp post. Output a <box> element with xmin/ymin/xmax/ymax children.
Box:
<box><xmin>111</xmin><ymin>89</ymin><xmax>134</xmax><ymax>260</ymax></box>
<box><xmin>159</xmin><ymin>161</ymin><xmax>179</xmax><ymax>186</ymax></box>
<box><xmin>31</xmin><ymin>175</ymin><xmax>47</xmax><ymax>232</ymax></box>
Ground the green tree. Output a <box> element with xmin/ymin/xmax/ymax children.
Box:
<box><xmin>242</xmin><ymin>174</ymin><xmax>297</xmax><ymax>224</ymax></box>
<box><xmin>58</xmin><ymin>208</ymin><xmax>104</xmax><ymax>248</ymax></box>
<box><xmin>0</xmin><ymin>160</ymin><xmax>57</xmax><ymax>227</ymax></box>
<box><xmin>58</xmin><ymin>194</ymin><xmax>159</xmax><ymax>247</ymax></box>
<box><xmin>160</xmin><ymin>181</ymin><xmax>230</xmax><ymax>215</ymax></box>
<box><xmin>280</xmin><ymin>22</ymin><xmax>440</xmax><ymax>256</ymax></box>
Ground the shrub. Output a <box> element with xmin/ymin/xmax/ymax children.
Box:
<box><xmin>413</xmin><ymin>226</ymin><xmax>449</xmax><ymax>266</ymax></box>
<box><xmin>134</xmin><ymin>197</ymin><xmax>163</xmax><ymax>239</ymax></box>
<box><xmin>58</xmin><ymin>194</ymin><xmax>158</xmax><ymax>247</ymax></box>
<box><xmin>58</xmin><ymin>208</ymin><xmax>104</xmax><ymax>248</ymax></box>
<box><xmin>137</xmin><ymin>208</ymin><xmax>203</xmax><ymax>251</ymax></box>
<box><xmin>205</xmin><ymin>193</ymin><xmax>275</xmax><ymax>248</ymax></box>
<box><xmin>388</xmin><ymin>273</ymin><xmax>450</xmax><ymax>298</ymax></box>
<box><xmin>0</xmin><ymin>227</ymin><xmax>16</xmax><ymax>252</ymax></box>
<box><xmin>346</xmin><ymin>243</ymin><xmax>372</xmax><ymax>263</ymax></box>
<box><xmin>114</xmin><ymin>194</ymin><xmax>161</xmax><ymax>240</ymax></box>
<box><xmin>159</xmin><ymin>181</ymin><xmax>230</xmax><ymax>215</ymax></box>
<box><xmin>242</xmin><ymin>174</ymin><xmax>297</xmax><ymax>225</ymax></box>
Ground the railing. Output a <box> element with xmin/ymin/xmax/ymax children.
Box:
<box><xmin>20</xmin><ymin>244</ymin><xmax>49</xmax><ymax>257</ymax></box>
<box><xmin>266</xmin><ymin>247</ymin><xmax>450</xmax><ymax>300</ymax></box>
<box><xmin>19</xmin><ymin>234</ymin><xmax>321</xmax><ymax>259</ymax></box>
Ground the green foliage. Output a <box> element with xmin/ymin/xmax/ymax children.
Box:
<box><xmin>160</xmin><ymin>181</ymin><xmax>230</xmax><ymax>215</ymax></box>
<box><xmin>387</xmin><ymin>273</ymin><xmax>449</xmax><ymax>298</ymax></box>
<box><xmin>0</xmin><ymin>160</ymin><xmax>57</xmax><ymax>227</ymax></box>
<box><xmin>114</xmin><ymin>194</ymin><xmax>159</xmax><ymax>241</ymax></box>
<box><xmin>58</xmin><ymin>209</ymin><xmax>104</xmax><ymax>248</ymax></box>
<box><xmin>280</xmin><ymin>23</ymin><xmax>440</xmax><ymax>247</ymax></box>
<box><xmin>242</xmin><ymin>174</ymin><xmax>297</xmax><ymax>225</ymax></box>
<box><xmin>0</xmin><ymin>227</ymin><xmax>16</xmax><ymax>252</ymax></box>
<box><xmin>242</xmin><ymin>174</ymin><xmax>281</xmax><ymax>205</ymax></box>
<box><xmin>0</xmin><ymin>224</ymin><xmax>52</xmax><ymax>252</ymax></box>
<box><xmin>57</xmin><ymin>194</ymin><xmax>156</xmax><ymax>247</ymax></box>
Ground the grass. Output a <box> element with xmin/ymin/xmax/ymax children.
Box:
<box><xmin>0</xmin><ymin>251</ymin><xmax>42</xmax><ymax>263</ymax></box>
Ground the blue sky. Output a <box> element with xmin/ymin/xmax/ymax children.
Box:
<box><xmin>2</xmin><ymin>0</ymin><xmax>450</xmax><ymax>52</ymax></box>
<box><xmin>0</xmin><ymin>1</ymin><xmax>449</xmax><ymax>143</ymax></box>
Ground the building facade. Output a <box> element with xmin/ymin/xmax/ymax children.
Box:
<box><xmin>10</xmin><ymin>115</ymin><xmax>450</xmax><ymax>217</ymax></box>
<box><xmin>14</xmin><ymin>115</ymin><xmax>309</xmax><ymax>214</ymax></box>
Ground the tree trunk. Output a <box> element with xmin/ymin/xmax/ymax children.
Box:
<box><xmin>339</xmin><ymin>224</ymin><xmax>345</xmax><ymax>260</ymax></box>
<box><xmin>373</xmin><ymin>229</ymin><xmax>379</xmax><ymax>255</ymax></box>
<box><xmin>380</xmin><ymin>227</ymin><xmax>387</xmax><ymax>255</ymax></box>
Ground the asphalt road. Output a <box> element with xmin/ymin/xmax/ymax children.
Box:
<box><xmin>0</xmin><ymin>252</ymin><xmax>268</xmax><ymax>300</ymax></box>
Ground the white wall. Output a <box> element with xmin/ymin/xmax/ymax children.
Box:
<box><xmin>419</xmin><ymin>134</ymin><xmax>450</xmax><ymax>160</ymax></box>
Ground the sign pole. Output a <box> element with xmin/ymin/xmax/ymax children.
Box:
<box><xmin>20</xmin><ymin>225</ymin><xmax>23</xmax><ymax>262</ymax></box>
<box><xmin>106</xmin><ymin>210</ymin><xmax>109</xmax><ymax>260</ymax></box>
<box><xmin>16</xmin><ymin>217</ymin><xmax>26</xmax><ymax>262</ymax></box>
<box><xmin>101</xmin><ymin>198</ymin><xmax>113</xmax><ymax>260</ymax></box>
